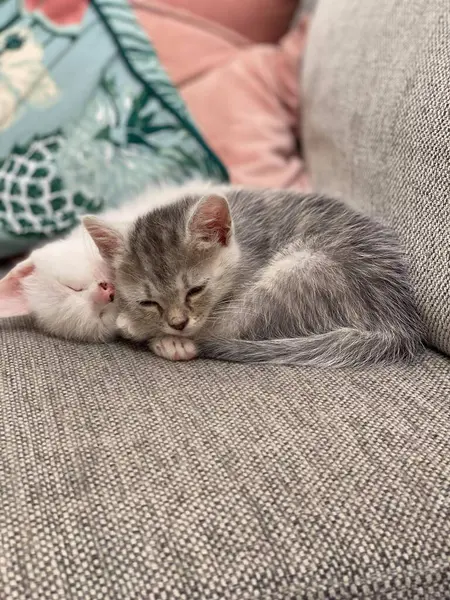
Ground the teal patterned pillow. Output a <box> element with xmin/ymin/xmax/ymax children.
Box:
<box><xmin>0</xmin><ymin>0</ymin><xmax>228</xmax><ymax>258</ymax></box>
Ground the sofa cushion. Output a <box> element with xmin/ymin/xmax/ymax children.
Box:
<box><xmin>1</xmin><ymin>318</ymin><xmax>449</xmax><ymax>598</ymax></box>
<box><xmin>302</xmin><ymin>0</ymin><xmax>450</xmax><ymax>357</ymax></box>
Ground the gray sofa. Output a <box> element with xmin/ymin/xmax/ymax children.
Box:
<box><xmin>1</xmin><ymin>1</ymin><xmax>449</xmax><ymax>598</ymax></box>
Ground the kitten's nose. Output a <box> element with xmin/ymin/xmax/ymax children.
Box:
<box><xmin>97</xmin><ymin>282</ymin><xmax>115</xmax><ymax>304</ymax></box>
<box><xmin>170</xmin><ymin>318</ymin><xmax>189</xmax><ymax>331</ymax></box>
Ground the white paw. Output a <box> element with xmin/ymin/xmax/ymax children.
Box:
<box><xmin>116</xmin><ymin>313</ymin><xmax>137</xmax><ymax>340</ymax></box>
<box><xmin>150</xmin><ymin>336</ymin><xmax>197</xmax><ymax>361</ymax></box>
<box><xmin>116</xmin><ymin>313</ymin><xmax>144</xmax><ymax>341</ymax></box>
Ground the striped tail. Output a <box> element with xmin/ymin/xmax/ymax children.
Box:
<box><xmin>198</xmin><ymin>328</ymin><xmax>422</xmax><ymax>367</ymax></box>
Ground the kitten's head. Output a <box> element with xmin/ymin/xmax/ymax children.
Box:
<box><xmin>0</xmin><ymin>237</ymin><xmax>118</xmax><ymax>342</ymax></box>
<box><xmin>84</xmin><ymin>194</ymin><xmax>240</xmax><ymax>341</ymax></box>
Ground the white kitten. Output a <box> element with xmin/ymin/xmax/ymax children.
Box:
<box><xmin>0</xmin><ymin>180</ymin><xmax>218</xmax><ymax>341</ymax></box>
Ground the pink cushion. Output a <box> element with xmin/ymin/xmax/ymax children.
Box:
<box><xmin>160</xmin><ymin>0</ymin><xmax>299</xmax><ymax>43</ymax></box>
<box><xmin>133</xmin><ymin>0</ymin><xmax>310</xmax><ymax>190</ymax></box>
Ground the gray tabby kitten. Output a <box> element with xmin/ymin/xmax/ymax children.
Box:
<box><xmin>84</xmin><ymin>187</ymin><xmax>423</xmax><ymax>366</ymax></box>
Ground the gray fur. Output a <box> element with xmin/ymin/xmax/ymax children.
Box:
<box><xmin>114</xmin><ymin>187</ymin><xmax>424</xmax><ymax>367</ymax></box>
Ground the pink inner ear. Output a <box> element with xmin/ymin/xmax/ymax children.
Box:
<box><xmin>0</xmin><ymin>260</ymin><xmax>34</xmax><ymax>317</ymax></box>
<box><xmin>190</xmin><ymin>195</ymin><xmax>231</xmax><ymax>246</ymax></box>
<box><xmin>83</xmin><ymin>216</ymin><xmax>123</xmax><ymax>261</ymax></box>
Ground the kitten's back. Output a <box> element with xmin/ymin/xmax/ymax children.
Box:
<box><xmin>200</xmin><ymin>189</ymin><xmax>424</xmax><ymax>366</ymax></box>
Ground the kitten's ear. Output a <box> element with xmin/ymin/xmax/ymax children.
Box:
<box><xmin>0</xmin><ymin>259</ymin><xmax>34</xmax><ymax>317</ymax></box>
<box><xmin>188</xmin><ymin>195</ymin><xmax>232</xmax><ymax>248</ymax></box>
<box><xmin>83</xmin><ymin>216</ymin><xmax>124</xmax><ymax>261</ymax></box>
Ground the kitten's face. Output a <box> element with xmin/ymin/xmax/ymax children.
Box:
<box><xmin>0</xmin><ymin>238</ymin><xmax>119</xmax><ymax>342</ymax></box>
<box><xmin>84</xmin><ymin>194</ymin><xmax>239</xmax><ymax>342</ymax></box>
<box><xmin>116</xmin><ymin>244</ymin><xmax>232</xmax><ymax>341</ymax></box>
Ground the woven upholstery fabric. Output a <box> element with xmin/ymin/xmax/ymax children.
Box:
<box><xmin>302</xmin><ymin>0</ymin><xmax>450</xmax><ymax>357</ymax></box>
<box><xmin>1</xmin><ymin>318</ymin><xmax>449</xmax><ymax>599</ymax></box>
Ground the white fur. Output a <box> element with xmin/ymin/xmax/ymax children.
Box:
<box><xmin>1</xmin><ymin>180</ymin><xmax>219</xmax><ymax>341</ymax></box>
<box><xmin>150</xmin><ymin>336</ymin><xmax>198</xmax><ymax>361</ymax></box>
<box><xmin>23</xmin><ymin>235</ymin><xmax>115</xmax><ymax>342</ymax></box>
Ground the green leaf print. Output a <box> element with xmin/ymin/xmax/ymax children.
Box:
<box><xmin>0</xmin><ymin>133</ymin><xmax>98</xmax><ymax>237</ymax></box>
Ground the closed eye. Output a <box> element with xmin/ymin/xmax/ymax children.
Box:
<box><xmin>186</xmin><ymin>284</ymin><xmax>206</xmax><ymax>299</ymax></box>
<box><xmin>65</xmin><ymin>284</ymin><xmax>84</xmax><ymax>293</ymax></box>
<box><xmin>139</xmin><ymin>300</ymin><xmax>160</xmax><ymax>309</ymax></box>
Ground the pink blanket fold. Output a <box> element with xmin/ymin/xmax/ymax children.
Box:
<box><xmin>133</xmin><ymin>1</ymin><xmax>310</xmax><ymax>190</ymax></box>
